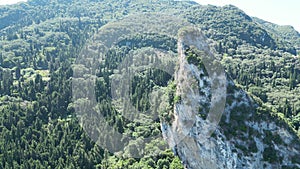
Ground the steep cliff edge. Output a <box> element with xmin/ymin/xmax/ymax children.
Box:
<box><xmin>162</xmin><ymin>28</ymin><xmax>300</xmax><ymax>169</ymax></box>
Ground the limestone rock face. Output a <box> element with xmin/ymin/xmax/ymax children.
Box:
<box><xmin>161</xmin><ymin>28</ymin><xmax>300</xmax><ymax>169</ymax></box>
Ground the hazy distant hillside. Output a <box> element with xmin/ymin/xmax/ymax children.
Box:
<box><xmin>254</xmin><ymin>17</ymin><xmax>300</xmax><ymax>52</ymax></box>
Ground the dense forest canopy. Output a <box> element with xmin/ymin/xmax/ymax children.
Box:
<box><xmin>0</xmin><ymin>0</ymin><xmax>299</xmax><ymax>168</ymax></box>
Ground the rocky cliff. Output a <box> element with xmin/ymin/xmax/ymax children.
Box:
<box><xmin>162</xmin><ymin>28</ymin><xmax>300</xmax><ymax>169</ymax></box>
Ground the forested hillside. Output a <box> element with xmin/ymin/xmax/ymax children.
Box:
<box><xmin>0</xmin><ymin>0</ymin><xmax>299</xmax><ymax>168</ymax></box>
<box><xmin>254</xmin><ymin>17</ymin><xmax>300</xmax><ymax>52</ymax></box>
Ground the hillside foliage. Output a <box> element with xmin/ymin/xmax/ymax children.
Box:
<box><xmin>0</xmin><ymin>0</ymin><xmax>299</xmax><ymax>168</ymax></box>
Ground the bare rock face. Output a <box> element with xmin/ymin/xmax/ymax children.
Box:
<box><xmin>161</xmin><ymin>28</ymin><xmax>300</xmax><ymax>169</ymax></box>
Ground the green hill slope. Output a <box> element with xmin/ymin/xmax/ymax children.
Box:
<box><xmin>0</xmin><ymin>0</ymin><xmax>299</xmax><ymax>168</ymax></box>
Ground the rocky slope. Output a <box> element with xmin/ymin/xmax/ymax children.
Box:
<box><xmin>162</xmin><ymin>28</ymin><xmax>300</xmax><ymax>169</ymax></box>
